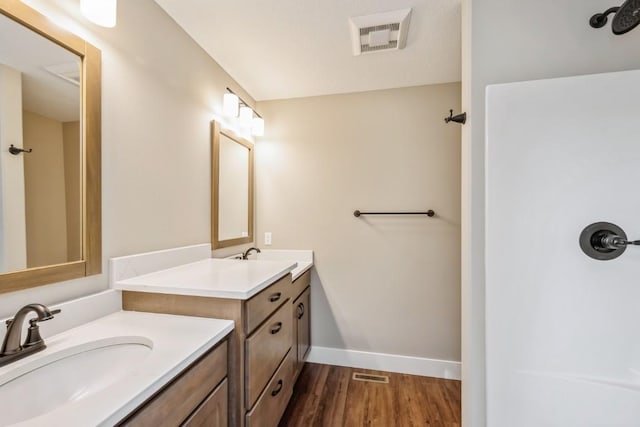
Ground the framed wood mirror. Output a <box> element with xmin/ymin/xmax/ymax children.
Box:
<box><xmin>211</xmin><ymin>121</ymin><xmax>254</xmax><ymax>249</ymax></box>
<box><xmin>0</xmin><ymin>1</ymin><xmax>101</xmax><ymax>294</ymax></box>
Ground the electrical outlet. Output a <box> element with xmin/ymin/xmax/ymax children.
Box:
<box><xmin>264</xmin><ymin>232</ymin><xmax>272</xmax><ymax>245</ymax></box>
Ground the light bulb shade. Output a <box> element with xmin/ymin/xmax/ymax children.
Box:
<box><xmin>222</xmin><ymin>93</ymin><xmax>239</xmax><ymax>117</ymax></box>
<box><xmin>251</xmin><ymin>117</ymin><xmax>264</xmax><ymax>136</ymax></box>
<box><xmin>239</xmin><ymin>106</ymin><xmax>253</xmax><ymax>126</ymax></box>
<box><xmin>81</xmin><ymin>0</ymin><xmax>117</xmax><ymax>28</ymax></box>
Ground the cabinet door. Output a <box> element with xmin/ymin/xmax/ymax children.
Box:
<box><xmin>291</xmin><ymin>296</ymin><xmax>300</xmax><ymax>380</ymax></box>
<box><xmin>182</xmin><ymin>379</ymin><xmax>228</xmax><ymax>427</ymax></box>
<box><xmin>121</xmin><ymin>341</ymin><xmax>228</xmax><ymax>426</ymax></box>
<box><xmin>295</xmin><ymin>287</ymin><xmax>311</xmax><ymax>368</ymax></box>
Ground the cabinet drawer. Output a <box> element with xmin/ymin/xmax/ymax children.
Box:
<box><xmin>121</xmin><ymin>341</ymin><xmax>228</xmax><ymax>426</ymax></box>
<box><xmin>182</xmin><ymin>378</ymin><xmax>228</xmax><ymax>427</ymax></box>
<box><xmin>245</xmin><ymin>273</ymin><xmax>291</xmax><ymax>334</ymax></box>
<box><xmin>245</xmin><ymin>350</ymin><xmax>293</xmax><ymax>427</ymax></box>
<box><xmin>245</xmin><ymin>301</ymin><xmax>291</xmax><ymax>408</ymax></box>
<box><xmin>291</xmin><ymin>269</ymin><xmax>310</xmax><ymax>302</ymax></box>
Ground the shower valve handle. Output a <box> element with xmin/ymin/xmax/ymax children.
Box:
<box><xmin>597</xmin><ymin>233</ymin><xmax>640</xmax><ymax>250</ymax></box>
<box><xmin>622</xmin><ymin>239</ymin><xmax>640</xmax><ymax>246</ymax></box>
<box><xmin>580</xmin><ymin>222</ymin><xmax>636</xmax><ymax>261</ymax></box>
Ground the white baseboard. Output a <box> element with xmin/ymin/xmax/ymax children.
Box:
<box><xmin>307</xmin><ymin>346</ymin><xmax>461</xmax><ymax>380</ymax></box>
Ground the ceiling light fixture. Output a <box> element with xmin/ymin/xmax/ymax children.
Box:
<box><xmin>223</xmin><ymin>88</ymin><xmax>264</xmax><ymax>137</ymax></box>
<box><xmin>80</xmin><ymin>0</ymin><xmax>117</xmax><ymax>28</ymax></box>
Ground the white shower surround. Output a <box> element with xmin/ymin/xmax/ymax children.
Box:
<box><xmin>486</xmin><ymin>69</ymin><xmax>640</xmax><ymax>426</ymax></box>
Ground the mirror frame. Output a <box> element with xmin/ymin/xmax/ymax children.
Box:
<box><xmin>0</xmin><ymin>0</ymin><xmax>101</xmax><ymax>294</ymax></box>
<box><xmin>211</xmin><ymin>121</ymin><xmax>254</xmax><ymax>249</ymax></box>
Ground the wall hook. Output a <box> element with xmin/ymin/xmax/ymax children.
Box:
<box><xmin>8</xmin><ymin>145</ymin><xmax>32</xmax><ymax>155</ymax></box>
<box><xmin>444</xmin><ymin>109</ymin><xmax>466</xmax><ymax>124</ymax></box>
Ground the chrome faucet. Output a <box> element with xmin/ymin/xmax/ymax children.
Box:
<box><xmin>242</xmin><ymin>247</ymin><xmax>261</xmax><ymax>260</ymax></box>
<box><xmin>0</xmin><ymin>304</ymin><xmax>60</xmax><ymax>367</ymax></box>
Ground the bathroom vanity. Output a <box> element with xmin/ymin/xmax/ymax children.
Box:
<box><xmin>114</xmin><ymin>252</ymin><xmax>313</xmax><ymax>427</ymax></box>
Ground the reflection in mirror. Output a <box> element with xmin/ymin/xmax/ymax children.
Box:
<box><xmin>0</xmin><ymin>13</ymin><xmax>81</xmax><ymax>273</ymax></box>
<box><xmin>211</xmin><ymin>121</ymin><xmax>254</xmax><ymax>249</ymax></box>
<box><xmin>0</xmin><ymin>1</ymin><xmax>101</xmax><ymax>294</ymax></box>
<box><xmin>218</xmin><ymin>134</ymin><xmax>249</xmax><ymax>240</ymax></box>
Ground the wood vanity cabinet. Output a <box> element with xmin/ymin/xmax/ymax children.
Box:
<box><xmin>119</xmin><ymin>340</ymin><xmax>229</xmax><ymax>426</ymax></box>
<box><xmin>291</xmin><ymin>270</ymin><xmax>311</xmax><ymax>381</ymax></box>
<box><xmin>122</xmin><ymin>273</ymin><xmax>295</xmax><ymax>427</ymax></box>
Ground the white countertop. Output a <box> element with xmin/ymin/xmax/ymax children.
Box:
<box><xmin>254</xmin><ymin>249</ymin><xmax>313</xmax><ymax>281</ymax></box>
<box><xmin>0</xmin><ymin>311</ymin><xmax>233</xmax><ymax>426</ymax></box>
<box><xmin>114</xmin><ymin>258</ymin><xmax>297</xmax><ymax>299</ymax></box>
<box><xmin>291</xmin><ymin>261</ymin><xmax>312</xmax><ymax>280</ymax></box>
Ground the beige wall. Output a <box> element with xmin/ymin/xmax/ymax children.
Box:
<box><xmin>0</xmin><ymin>0</ymin><xmax>256</xmax><ymax>316</ymax></box>
<box><xmin>22</xmin><ymin>110</ymin><xmax>68</xmax><ymax>268</ymax></box>
<box><xmin>256</xmin><ymin>83</ymin><xmax>461</xmax><ymax>361</ymax></box>
<box><xmin>62</xmin><ymin>121</ymin><xmax>81</xmax><ymax>261</ymax></box>
<box><xmin>0</xmin><ymin>64</ymin><xmax>27</xmax><ymax>272</ymax></box>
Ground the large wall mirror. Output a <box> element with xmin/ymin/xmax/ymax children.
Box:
<box><xmin>0</xmin><ymin>2</ymin><xmax>101</xmax><ymax>294</ymax></box>
<box><xmin>211</xmin><ymin>121</ymin><xmax>254</xmax><ymax>249</ymax></box>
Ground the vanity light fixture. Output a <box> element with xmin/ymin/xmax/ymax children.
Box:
<box><xmin>223</xmin><ymin>93</ymin><xmax>239</xmax><ymax>117</ymax></box>
<box><xmin>80</xmin><ymin>0</ymin><xmax>117</xmax><ymax>28</ymax></box>
<box><xmin>239</xmin><ymin>105</ymin><xmax>253</xmax><ymax>126</ymax></box>
<box><xmin>251</xmin><ymin>116</ymin><xmax>265</xmax><ymax>137</ymax></box>
<box><xmin>223</xmin><ymin>88</ymin><xmax>265</xmax><ymax>136</ymax></box>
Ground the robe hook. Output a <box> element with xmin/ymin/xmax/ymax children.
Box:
<box><xmin>444</xmin><ymin>109</ymin><xmax>467</xmax><ymax>125</ymax></box>
<box><xmin>8</xmin><ymin>145</ymin><xmax>32</xmax><ymax>155</ymax></box>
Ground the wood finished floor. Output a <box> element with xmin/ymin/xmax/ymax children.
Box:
<box><xmin>279</xmin><ymin>363</ymin><xmax>461</xmax><ymax>427</ymax></box>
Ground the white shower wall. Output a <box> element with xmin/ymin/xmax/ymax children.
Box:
<box><xmin>486</xmin><ymin>70</ymin><xmax>640</xmax><ymax>426</ymax></box>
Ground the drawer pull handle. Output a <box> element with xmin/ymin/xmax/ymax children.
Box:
<box><xmin>270</xmin><ymin>322</ymin><xmax>283</xmax><ymax>334</ymax></box>
<box><xmin>271</xmin><ymin>379</ymin><xmax>283</xmax><ymax>396</ymax></box>
<box><xmin>269</xmin><ymin>292</ymin><xmax>282</xmax><ymax>302</ymax></box>
<box><xmin>297</xmin><ymin>302</ymin><xmax>305</xmax><ymax>319</ymax></box>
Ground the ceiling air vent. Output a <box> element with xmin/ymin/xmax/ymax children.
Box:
<box><xmin>349</xmin><ymin>8</ymin><xmax>412</xmax><ymax>56</ymax></box>
<box><xmin>43</xmin><ymin>62</ymin><xmax>80</xmax><ymax>87</ymax></box>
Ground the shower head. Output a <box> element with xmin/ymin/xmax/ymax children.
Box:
<box><xmin>612</xmin><ymin>0</ymin><xmax>640</xmax><ymax>34</ymax></box>
<box><xmin>590</xmin><ymin>0</ymin><xmax>640</xmax><ymax>35</ymax></box>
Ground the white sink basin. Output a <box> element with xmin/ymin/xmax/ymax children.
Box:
<box><xmin>0</xmin><ymin>336</ymin><xmax>152</xmax><ymax>426</ymax></box>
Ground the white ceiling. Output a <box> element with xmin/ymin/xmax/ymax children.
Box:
<box><xmin>154</xmin><ymin>0</ymin><xmax>461</xmax><ymax>101</ymax></box>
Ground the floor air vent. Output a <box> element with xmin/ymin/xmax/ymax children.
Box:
<box><xmin>352</xmin><ymin>373</ymin><xmax>390</xmax><ymax>384</ymax></box>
